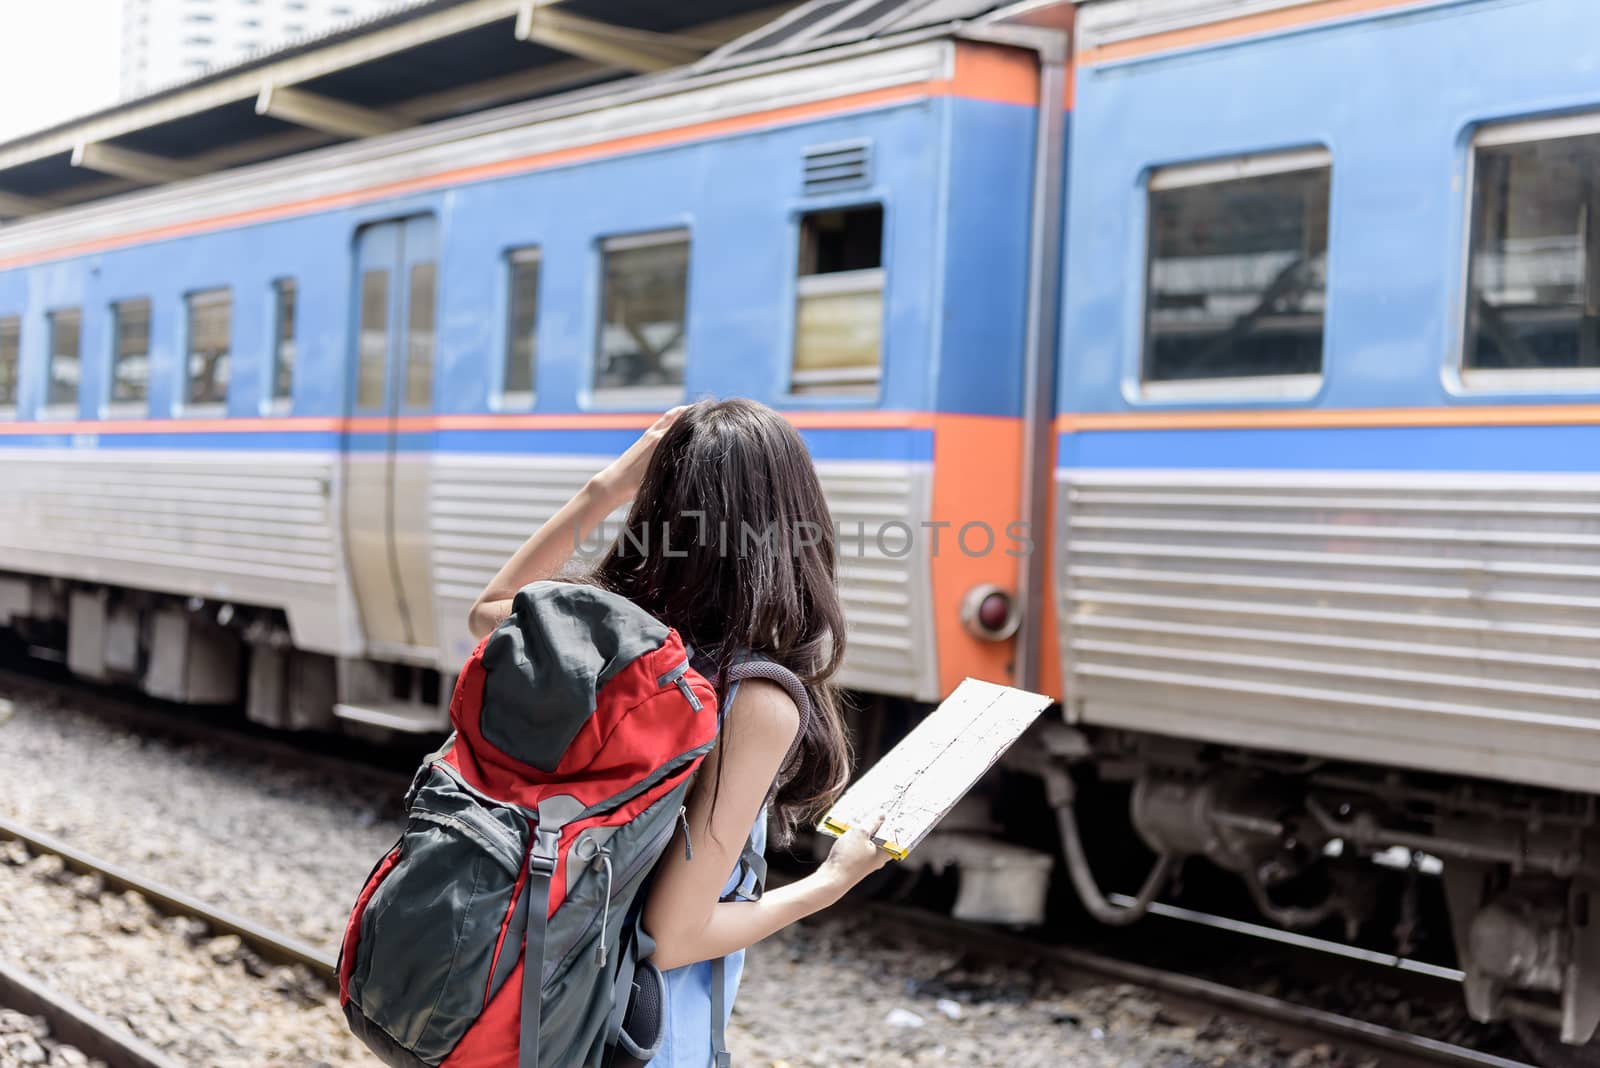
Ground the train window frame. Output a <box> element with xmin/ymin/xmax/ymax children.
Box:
<box><xmin>107</xmin><ymin>297</ymin><xmax>153</xmax><ymax>418</ymax></box>
<box><xmin>786</xmin><ymin>202</ymin><xmax>886</xmax><ymax>400</ymax></box>
<box><xmin>43</xmin><ymin>307</ymin><xmax>83</xmax><ymax>421</ymax></box>
<box><xmin>0</xmin><ymin>315</ymin><xmax>19</xmax><ymax>418</ymax></box>
<box><xmin>1454</xmin><ymin>111</ymin><xmax>1600</xmax><ymax>394</ymax></box>
<box><xmin>589</xmin><ymin>228</ymin><xmax>691</xmax><ymax>410</ymax></box>
<box><xmin>181</xmin><ymin>287</ymin><xmax>233</xmax><ymax>417</ymax></box>
<box><xmin>265</xmin><ymin>277</ymin><xmax>296</xmax><ymax>414</ymax></box>
<box><xmin>1135</xmin><ymin>147</ymin><xmax>1331</xmax><ymax>403</ymax></box>
<box><xmin>495</xmin><ymin>246</ymin><xmax>541</xmax><ymax>411</ymax></box>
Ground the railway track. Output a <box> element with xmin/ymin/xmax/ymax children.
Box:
<box><xmin>0</xmin><ymin>958</ymin><xmax>184</xmax><ymax>1068</ymax></box>
<box><xmin>0</xmin><ymin>670</ymin><xmax>1547</xmax><ymax>1067</ymax></box>
<box><xmin>866</xmin><ymin>904</ymin><xmax>1536</xmax><ymax>1068</ymax></box>
<box><xmin>0</xmin><ymin>816</ymin><xmax>338</xmax><ymax>1068</ymax></box>
<box><xmin>3</xmin><ymin>810</ymin><xmax>1533</xmax><ymax>1068</ymax></box>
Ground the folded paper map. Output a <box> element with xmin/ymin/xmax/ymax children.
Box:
<box><xmin>818</xmin><ymin>677</ymin><xmax>1052</xmax><ymax>859</ymax></box>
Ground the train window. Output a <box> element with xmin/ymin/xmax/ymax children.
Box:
<box><xmin>594</xmin><ymin>230</ymin><xmax>689</xmax><ymax>403</ymax></box>
<box><xmin>271</xmin><ymin>278</ymin><xmax>296</xmax><ymax>405</ymax></box>
<box><xmin>110</xmin><ymin>298</ymin><xmax>151</xmax><ymax>407</ymax></box>
<box><xmin>0</xmin><ymin>317</ymin><xmax>18</xmax><ymax>414</ymax></box>
<box><xmin>792</xmin><ymin>205</ymin><xmax>884</xmax><ymax>395</ymax></box>
<box><xmin>46</xmin><ymin>308</ymin><xmax>81</xmax><ymax>415</ymax></box>
<box><xmin>1465</xmin><ymin>123</ymin><xmax>1600</xmax><ymax>377</ymax></box>
<box><xmin>184</xmin><ymin>288</ymin><xmax>232</xmax><ymax>409</ymax></box>
<box><xmin>404</xmin><ymin>262</ymin><xmax>436</xmax><ymax>409</ymax></box>
<box><xmin>501</xmin><ymin>247</ymin><xmax>540</xmax><ymax>405</ymax></box>
<box><xmin>356</xmin><ymin>269</ymin><xmax>388</xmax><ymax>409</ymax></box>
<box><xmin>1143</xmin><ymin>150</ymin><xmax>1330</xmax><ymax>386</ymax></box>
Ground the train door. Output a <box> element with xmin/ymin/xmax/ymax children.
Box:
<box><xmin>343</xmin><ymin>215</ymin><xmax>439</xmax><ymax>664</ymax></box>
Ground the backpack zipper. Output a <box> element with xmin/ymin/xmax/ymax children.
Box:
<box><xmin>679</xmin><ymin>805</ymin><xmax>693</xmax><ymax>861</ymax></box>
<box><xmin>656</xmin><ymin>656</ymin><xmax>703</xmax><ymax>712</ymax></box>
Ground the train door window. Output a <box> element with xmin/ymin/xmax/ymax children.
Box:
<box><xmin>110</xmin><ymin>298</ymin><xmax>151</xmax><ymax>410</ymax></box>
<box><xmin>45</xmin><ymin>308</ymin><xmax>81</xmax><ymax>416</ymax></box>
<box><xmin>271</xmin><ymin>278</ymin><xmax>296</xmax><ymax>408</ymax></box>
<box><xmin>0</xmin><ymin>316</ymin><xmax>18</xmax><ymax>416</ymax></box>
<box><xmin>791</xmin><ymin>205</ymin><xmax>884</xmax><ymax>396</ymax></box>
<box><xmin>356</xmin><ymin>268</ymin><xmax>389</xmax><ymax>409</ymax></box>
<box><xmin>1143</xmin><ymin>149</ymin><xmax>1330</xmax><ymax>391</ymax></box>
<box><xmin>594</xmin><ymin>230</ymin><xmax>688</xmax><ymax>405</ymax></box>
<box><xmin>500</xmin><ymin>246</ymin><xmax>540</xmax><ymax>407</ymax></box>
<box><xmin>184</xmin><ymin>288</ymin><xmax>232</xmax><ymax>410</ymax></box>
<box><xmin>1464</xmin><ymin>118</ymin><xmax>1600</xmax><ymax>384</ymax></box>
<box><xmin>404</xmin><ymin>261</ymin><xmax>436</xmax><ymax>409</ymax></box>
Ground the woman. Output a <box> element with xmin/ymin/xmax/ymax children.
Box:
<box><xmin>467</xmin><ymin>398</ymin><xmax>892</xmax><ymax>1067</ymax></box>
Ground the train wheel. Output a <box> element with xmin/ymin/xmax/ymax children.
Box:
<box><xmin>1514</xmin><ymin>1022</ymin><xmax>1600</xmax><ymax>1068</ymax></box>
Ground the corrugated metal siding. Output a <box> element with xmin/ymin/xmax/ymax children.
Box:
<box><xmin>0</xmin><ymin>449</ymin><xmax>352</xmax><ymax>652</ymax></box>
<box><xmin>430</xmin><ymin>455</ymin><xmax>938</xmax><ymax>699</ymax></box>
<box><xmin>1055</xmin><ymin>469</ymin><xmax>1600</xmax><ymax>791</ymax></box>
<box><xmin>825</xmin><ymin>462</ymin><xmax>938</xmax><ymax>701</ymax></box>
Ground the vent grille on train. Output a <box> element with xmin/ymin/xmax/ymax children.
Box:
<box><xmin>802</xmin><ymin>142</ymin><xmax>872</xmax><ymax>196</ymax></box>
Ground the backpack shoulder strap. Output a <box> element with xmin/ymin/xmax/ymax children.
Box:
<box><xmin>707</xmin><ymin>656</ymin><xmax>809</xmax><ymax>1068</ymax></box>
<box><xmin>723</xmin><ymin>655</ymin><xmax>811</xmax><ymax>781</ymax></box>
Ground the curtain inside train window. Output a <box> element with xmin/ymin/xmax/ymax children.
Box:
<box><xmin>594</xmin><ymin>230</ymin><xmax>688</xmax><ymax>406</ymax></box>
<box><xmin>791</xmin><ymin>205</ymin><xmax>884</xmax><ymax>397</ymax></box>
<box><xmin>0</xmin><ymin>316</ymin><xmax>18</xmax><ymax>414</ymax></box>
<box><xmin>111</xmin><ymin>298</ymin><xmax>151</xmax><ymax>408</ymax></box>
<box><xmin>404</xmin><ymin>261</ymin><xmax>436</xmax><ymax>409</ymax></box>
<box><xmin>1143</xmin><ymin>150</ymin><xmax>1330</xmax><ymax>388</ymax></box>
<box><xmin>46</xmin><ymin>308</ymin><xmax>81</xmax><ymax>415</ymax></box>
<box><xmin>356</xmin><ymin>269</ymin><xmax>389</xmax><ymax>410</ymax></box>
<box><xmin>1466</xmin><ymin>125</ymin><xmax>1600</xmax><ymax>377</ymax></box>
<box><xmin>185</xmin><ymin>288</ymin><xmax>232</xmax><ymax>409</ymax></box>
<box><xmin>272</xmin><ymin>279</ymin><xmax>296</xmax><ymax>407</ymax></box>
<box><xmin>500</xmin><ymin>247</ymin><xmax>540</xmax><ymax>407</ymax></box>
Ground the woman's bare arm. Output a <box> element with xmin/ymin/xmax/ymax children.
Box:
<box><xmin>642</xmin><ymin>679</ymin><xmax>890</xmax><ymax>970</ymax></box>
<box><xmin>467</xmin><ymin>407</ymin><xmax>684</xmax><ymax>638</ymax></box>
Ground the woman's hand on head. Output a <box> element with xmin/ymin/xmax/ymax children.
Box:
<box><xmin>817</xmin><ymin>811</ymin><xmax>894</xmax><ymax>898</ymax></box>
<box><xmin>589</xmin><ymin>406</ymin><xmax>687</xmax><ymax>510</ymax></box>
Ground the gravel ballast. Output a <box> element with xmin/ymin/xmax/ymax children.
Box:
<box><xmin>1</xmin><ymin>685</ymin><xmax>1376</xmax><ymax>1067</ymax></box>
<box><xmin>0</xmin><ymin>689</ymin><xmax>402</xmax><ymax>951</ymax></box>
<box><xmin>0</xmin><ymin>1006</ymin><xmax>101</xmax><ymax>1068</ymax></box>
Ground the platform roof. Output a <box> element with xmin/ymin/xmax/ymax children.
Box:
<box><xmin>0</xmin><ymin>0</ymin><xmax>797</xmax><ymax>219</ymax></box>
<box><xmin>0</xmin><ymin>0</ymin><xmax>1041</xmax><ymax>222</ymax></box>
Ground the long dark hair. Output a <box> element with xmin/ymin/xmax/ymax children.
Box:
<box><xmin>582</xmin><ymin>397</ymin><xmax>851</xmax><ymax>844</ymax></box>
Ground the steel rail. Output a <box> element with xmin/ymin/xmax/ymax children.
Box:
<box><xmin>0</xmin><ymin>957</ymin><xmax>186</xmax><ymax>1068</ymax></box>
<box><xmin>866</xmin><ymin>905</ymin><xmax>1536</xmax><ymax>1068</ymax></box>
<box><xmin>0</xmin><ymin>815</ymin><xmax>337</xmax><ymax>979</ymax></box>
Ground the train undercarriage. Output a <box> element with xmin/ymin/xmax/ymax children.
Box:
<box><xmin>1029</xmin><ymin>724</ymin><xmax>1600</xmax><ymax>1056</ymax></box>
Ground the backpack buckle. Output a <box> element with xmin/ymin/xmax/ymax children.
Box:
<box><xmin>529</xmin><ymin>827</ymin><xmax>561</xmax><ymax>877</ymax></box>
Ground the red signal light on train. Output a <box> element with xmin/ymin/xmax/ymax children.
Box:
<box><xmin>960</xmin><ymin>584</ymin><xmax>1019</xmax><ymax>642</ymax></box>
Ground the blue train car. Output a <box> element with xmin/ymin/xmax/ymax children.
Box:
<box><xmin>0</xmin><ymin>5</ymin><xmax>1054</xmax><ymax>728</ymax></box>
<box><xmin>1057</xmin><ymin>0</ymin><xmax>1600</xmax><ymax>1052</ymax></box>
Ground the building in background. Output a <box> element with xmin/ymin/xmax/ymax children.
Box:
<box><xmin>120</xmin><ymin>0</ymin><xmax>397</xmax><ymax>98</ymax></box>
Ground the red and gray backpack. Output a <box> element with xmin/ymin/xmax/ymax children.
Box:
<box><xmin>337</xmin><ymin>580</ymin><xmax>810</xmax><ymax>1068</ymax></box>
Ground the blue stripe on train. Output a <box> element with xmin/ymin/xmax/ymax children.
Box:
<box><xmin>1057</xmin><ymin>424</ymin><xmax>1600</xmax><ymax>473</ymax></box>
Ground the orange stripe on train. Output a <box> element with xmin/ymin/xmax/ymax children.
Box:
<box><xmin>1055</xmin><ymin>403</ymin><xmax>1600</xmax><ymax>434</ymax></box>
<box><xmin>0</xmin><ymin>409</ymin><xmax>940</xmax><ymax>437</ymax></box>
